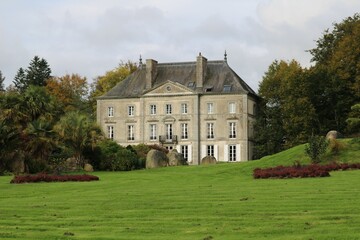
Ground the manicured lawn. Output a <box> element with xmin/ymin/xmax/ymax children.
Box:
<box><xmin>0</xmin><ymin>139</ymin><xmax>359</xmax><ymax>239</ymax></box>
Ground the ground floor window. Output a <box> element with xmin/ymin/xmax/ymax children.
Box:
<box><xmin>207</xmin><ymin>145</ymin><xmax>214</xmax><ymax>157</ymax></box>
<box><xmin>127</xmin><ymin>125</ymin><xmax>134</xmax><ymax>141</ymax></box>
<box><xmin>229</xmin><ymin>145</ymin><xmax>236</xmax><ymax>162</ymax></box>
<box><xmin>180</xmin><ymin>145</ymin><xmax>188</xmax><ymax>161</ymax></box>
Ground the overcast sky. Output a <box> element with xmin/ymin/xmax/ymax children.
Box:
<box><xmin>1</xmin><ymin>0</ymin><xmax>359</xmax><ymax>92</ymax></box>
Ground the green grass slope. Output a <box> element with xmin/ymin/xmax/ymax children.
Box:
<box><xmin>0</xmin><ymin>139</ymin><xmax>359</xmax><ymax>240</ymax></box>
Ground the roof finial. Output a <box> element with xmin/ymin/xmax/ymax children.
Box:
<box><xmin>224</xmin><ymin>50</ymin><xmax>227</xmax><ymax>62</ymax></box>
<box><xmin>139</xmin><ymin>54</ymin><xmax>143</xmax><ymax>67</ymax></box>
<box><xmin>199</xmin><ymin>52</ymin><xmax>202</xmax><ymax>56</ymax></box>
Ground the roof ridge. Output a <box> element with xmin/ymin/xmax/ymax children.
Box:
<box><xmin>154</xmin><ymin>60</ymin><xmax>226</xmax><ymax>67</ymax></box>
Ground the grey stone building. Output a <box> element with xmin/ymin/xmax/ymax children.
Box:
<box><xmin>97</xmin><ymin>53</ymin><xmax>258</xmax><ymax>164</ymax></box>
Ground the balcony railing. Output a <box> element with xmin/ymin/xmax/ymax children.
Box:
<box><xmin>159</xmin><ymin>135</ymin><xmax>177</xmax><ymax>144</ymax></box>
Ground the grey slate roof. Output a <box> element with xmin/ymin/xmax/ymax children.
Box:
<box><xmin>98</xmin><ymin>59</ymin><xmax>256</xmax><ymax>99</ymax></box>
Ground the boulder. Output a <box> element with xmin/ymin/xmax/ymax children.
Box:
<box><xmin>64</xmin><ymin>157</ymin><xmax>78</xmax><ymax>171</ymax></box>
<box><xmin>326</xmin><ymin>130</ymin><xmax>340</xmax><ymax>140</ymax></box>
<box><xmin>84</xmin><ymin>163</ymin><xmax>94</xmax><ymax>172</ymax></box>
<box><xmin>167</xmin><ymin>149</ymin><xmax>187</xmax><ymax>166</ymax></box>
<box><xmin>201</xmin><ymin>155</ymin><xmax>217</xmax><ymax>165</ymax></box>
<box><xmin>146</xmin><ymin>149</ymin><xmax>169</xmax><ymax>169</ymax></box>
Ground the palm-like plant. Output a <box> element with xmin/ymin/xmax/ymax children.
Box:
<box><xmin>54</xmin><ymin>111</ymin><xmax>102</xmax><ymax>167</ymax></box>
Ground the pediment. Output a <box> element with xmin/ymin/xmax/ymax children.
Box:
<box><xmin>143</xmin><ymin>80</ymin><xmax>195</xmax><ymax>96</ymax></box>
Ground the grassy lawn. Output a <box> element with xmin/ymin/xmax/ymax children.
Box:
<box><xmin>0</xmin><ymin>139</ymin><xmax>359</xmax><ymax>240</ymax></box>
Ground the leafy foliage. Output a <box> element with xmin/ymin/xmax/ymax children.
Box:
<box><xmin>0</xmin><ymin>70</ymin><xmax>5</xmax><ymax>91</ymax></box>
<box><xmin>10</xmin><ymin>173</ymin><xmax>99</xmax><ymax>184</ymax></box>
<box><xmin>304</xmin><ymin>136</ymin><xmax>329</xmax><ymax>163</ymax></box>
<box><xmin>346</xmin><ymin>103</ymin><xmax>360</xmax><ymax>134</ymax></box>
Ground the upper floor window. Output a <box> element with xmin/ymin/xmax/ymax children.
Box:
<box><xmin>166</xmin><ymin>104</ymin><xmax>172</xmax><ymax>115</ymax></box>
<box><xmin>150</xmin><ymin>104</ymin><xmax>157</xmax><ymax>115</ymax></box>
<box><xmin>107</xmin><ymin>125</ymin><xmax>114</xmax><ymax>140</ymax></box>
<box><xmin>128</xmin><ymin>106</ymin><xmax>135</xmax><ymax>116</ymax></box>
<box><xmin>108</xmin><ymin>107</ymin><xmax>114</xmax><ymax>117</ymax></box>
<box><xmin>207</xmin><ymin>103</ymin><xmax>214</xmax><ymax>114</ymax></box>
<box><xmin>181</xmin><ymin>103</ymin><xmax>188</xmax><ymax>114</ymax></box>
<box><xmin>150</xmin><ymin>124</ymin><xmax>157</xmax><ymax>140</ymax></box>
<box><xmin>181</xmin><ymin>123</ymin><xmax>188</xmax><ymax>139</ymax></box>
<box><xmin>229</xmin><ymin>102</ymin><xmax>236</xmax><ymax>114</ymax></box>
<box><xmin>207</xmin><ymin>123</ymin><xmax>214</xmax><ymax>139</ymax></box>
<box><xmin>229</xmin><ymin>122</ymin><xmax>236</xmax><ymax>139</ymax></box>
<box><xmin>223</xmin><ymin>85</ymin><xmax>232</xmax><ymax>92</ymax></box>
<box><xmin>127</xmin><ymin>125</ymin><xmax>134</xmax><ymax>141</ymax></box>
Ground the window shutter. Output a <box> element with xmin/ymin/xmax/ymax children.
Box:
<box><xmin>201</xmin><ymin>145</ymin><xmax>206</xmax><ymax>159</ymax></box>
<box><xmin>214</xmin><ymin>145</ymin><xmax>218</xmax><ymax>160</ymax></box>
<box><xmin>224</xmin><ymin>144</ymin><xmax>228</xmax><ymax>162</ymax></box>
<box><xmin>188</xmin><ymin>145</ymin><xmax>192</xmax><ymax>163</ymax></box>
<box><xmin>236</xmin><ymin>144</ymin><xmax>241</xmax><ymax>162</ymax></box>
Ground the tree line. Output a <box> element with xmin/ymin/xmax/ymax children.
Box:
<box><xmin>0</xmin><ymin>56</ymin><xmax>137</xmax><ymax>174</ymax></box>
<box><xmin>254</xmin><ymin>13</ymin><xmax>360</xmax><ymax>159</ymax></box>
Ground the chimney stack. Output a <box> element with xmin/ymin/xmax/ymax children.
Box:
<box><xmin>196</xmin><ymin>53</ymin><xmax>207</xmax><ymax>88</ymax></box>
<box><xmin>146</xmin><ymin>59</ymin><xmax>157</xmax><ymax>89</ymax></box>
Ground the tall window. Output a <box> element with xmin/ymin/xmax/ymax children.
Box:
<box><xmin>181</xmin><ymin>123</ymin><xmax>188</xmax><ymax>139</ymax></box>
<box><xmin>181</xmin><ymin>145</ymin><xmax>188</xmax><ymax>161</ymax></box>
<box><xmin>229</xmin><ymin>145</ymin><xmax>236</xmax><ymax>162</ymax></box>
<box><xmin>128</xmin><ymin>106</ymin><xmax>134</xmax><ymax>116</ymax></box>
<box><xmin>150</xmin><ymin>104</ymin><xmax>157</xmax><ymax>115</ymax></box>
<box><xmin>108</xmin><ymin>107</ymin><xmax>114</xmax><ymax>117</ymax></box>
<box><xmin>166</xmin><ymin>124</ymin><xmax>173</xmax><ymax>140</ymax></box>
<box><xmin>107</xmin><ymin>126</ymin><xmax>114</xmax><ymax>140</ymax></box>
<box><xmin>150</xmin><ymin>124</ymin><xmax>157</xmax><ymax>140</ymax></box>
<box><xmin>207</xmin><ymin>103</ymin><xmax>214</xmax><ymax>114</ymax></box>
<box><xmin>207</xmin><ymin>123</ymin><xmax>214</xmax><ymax>139</ymax></box>
<box><xmin>166</xmin><ymin>104</ymin><xmax>172</xmax><ymax>115</ymax></box>
<box><xmin>207</xmin><ymin>145</ymin><xmax>214</xmax><ymax>157</ymax></box>
<box><xmin>127</xmin><ymin>125</ymin><xmax>134</xmax><ymax>140</ymax></box>
<box><xmin>229</xmin><ymin>102</ymin><xmax>236</xmax><ymax>114</ymax></box>
<box><xmin>181</xmin><ymin>103</ymin><xmax>188</xmax><ymax>114</ymax></box>
<box><xmin>229</xmin><ymin>122</ymin><xmax>236</xmax><ymax>139</ymax></box>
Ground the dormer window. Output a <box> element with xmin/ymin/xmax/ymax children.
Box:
<box><xmin>205</xmin><ymin>86</ymin><xmax>213</xmax><ymax>92</ymax></box>
<box><xmin>223</xmin><ymin>85</ymin><xmax>232</xmax><ymax>92</ymax></box>
<box><xmin>187</xmin><ymin>82</ymin><xmax>195</xmax><ymax>88</ymax></box>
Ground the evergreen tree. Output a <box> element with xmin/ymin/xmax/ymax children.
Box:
<box><xmin>13</xmin><ymin>68</ymin><xmax>27</xmax><ymax>92</ymax></box>
<box><xmin>0</xmin><ymin>70</ymin><xmax>5</xmax><ymax>92</ymax></box>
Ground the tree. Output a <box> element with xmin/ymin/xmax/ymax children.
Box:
<box><xmin>0</xmin><ymin>70</ymin><xmax>5</xmax><ymax>92</ymax></box>
<box><xmin>54</xmin><ymin>111</ymin><xmax>103</xmax><ymax>168</ymax></box>
<box><xmin>255</xmin><ymin>60</ymin><xmax>317</xmax><ymax>157</ymax></box>
<box><xmin>13</xmin><ymin>68</ymin><xmax>27</xmax><ymax>92</ymax></box>
<box><xmin>89</xmin><ymin>60</ymin><xmax>137</xmax><ymax>114</ymax></box>
<box><xmin>305</xmin><ymin>136</ymin><xmax>329</xmax><ymax>164</ymax></box>
<box><xmin>13</xmin><ymin>56</ymin><xmax>52</xmax><ymax>92</ymax></box>
<box><xmin>308</xmin><ymin>13</ymin><xmax>360</xmax><ymax>132</ymax></box>
<box><xmin>346</xmin><ymin>103</ymin><xmax>360</xmax><ymax>134</ymax></box>
<box><xmin>46</xmin><ymin>74</ymin><xmax>89</xmax><ymax>112</ymax></box>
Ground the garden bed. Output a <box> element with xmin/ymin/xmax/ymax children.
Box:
<box><xmin>10</xmin><ymin>173</ymin><xmax>99</xmax><ymax>184</ymax></box>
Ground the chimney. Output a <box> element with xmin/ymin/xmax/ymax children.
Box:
<box><xmin>146</xmin><ymin>59</ymin><xmax>157</xmax><ymax>89</ymax></box>
<box><xmin>196</xmin><ymin>53</ymin><xmax>207</xmax><ymax>88</ymax></box>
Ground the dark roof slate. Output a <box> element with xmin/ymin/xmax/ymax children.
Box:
<box><xmin>99</xmin><ymin>59</ymin><xmax>256</xmax><ymax>99</ymax></box>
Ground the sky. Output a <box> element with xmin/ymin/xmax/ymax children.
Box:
<box><xmin>0</xmin><ymin>0</ymin><xmax>359</xmax><ymax>92</ymax></box>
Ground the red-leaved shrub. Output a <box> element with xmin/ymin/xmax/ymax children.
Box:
<box><xmin>253</xmin><ymin>162</ymin><xmax>360</xmax><ymax>179</ymax></box>
<box><xmin>10</xmin><ymin>173</ymin><xmax>99</xmax><ymax>184</ymax></box>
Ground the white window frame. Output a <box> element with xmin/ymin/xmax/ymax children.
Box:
<box><xmin>181</xmin><ymin>103</ymin><xmax>188</xmax><ymax>114</ymax></box>
<box><xmin>128</xmin><ymin>105</ymin><xmax>135</xmax><ymax>116</ymax></box>
<box><xmin>181</xmin><ymin>123</ymin><xmax>188</xmax><ymax>139</ymax></box>
<box><xmin>150</xmin><ymin>124</ymin><xmax>157</xmax><ymax>140</ymax></box>
<box><xmin>229</xmin><ymin>102</ymin><xmax>236</xmax><ymax>114</ymax></box>
<box><xmin>180</xmin><ymin>145</ymin><xmax>188</xmax><ymax>161</ymax></box>
<box><xmin>207</xmin><ymin>145</ymin><xmax>214</xmax><ymax>157</ymax></box>
<box><xmin>107</xmin><ymin>125</ymin><xmax>114</xmax><ymax>140</ymax></box>
<box><xmin>229</xmin><ymin>145</ymin><xmax>236</xmax><ymax>162</ymax></box>
<box><xmin>127</xmin><ymin>125</ymin><xmax>134</xmax><ymax>141</ymax></box>
<box><xmin>229</xmin><ymin>122</ymin><xmax>236</xmax><ymax>139</ymax></box>
<box><xmin>150</xmin><ymin>104</ymin><xmax>157</xmax><ymax>115</ymax></box>
<box><xmin>207</xmin><ymin>123</ymin><xmax>214</xmax><ymax>139</ymax></box>
<box><xmin>166</xmin><ymin>104</ymin><xmax>172</xmax><ymax>115</ymax></box>
<box><xmin>207</xmin><ymin>103</ymin><xmax>214</xmax><ymax>114</ymax></box>
<box><xmin>108</xmin><ymin>107</ymin><xmax>114</xmax><ymax>117</ymax></box>
<box><xmin>166</xmin><ymin>124</ymin><xmax>173</xmax><ymax>140</ymax></box>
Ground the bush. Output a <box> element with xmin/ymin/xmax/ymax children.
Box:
<box><xmin>305</xmin><ymin>136</ymin><xmax>329</xmax><ymax>163</ymax></box>
<box><xmin>253</xmin><ymin>162</ymin><xmax>360</xmax><ymax>179</ymax></box>
<box><xmin>328</xmin><ymin>138</ymin><xmax>345</xmax><ymax>155</ymax></box>
<box><xmin>10</xmin><ymin>173</ymin><xmax>99</xmax><ymax>184</ymax></box>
